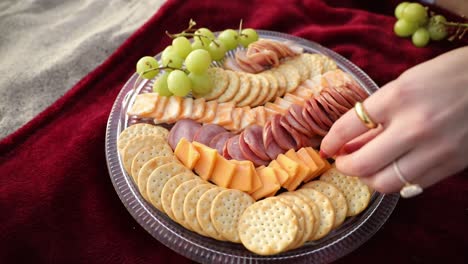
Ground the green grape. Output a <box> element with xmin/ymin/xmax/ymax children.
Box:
<box><xmin>185</xmin><ymin>49</ymin><xmax>212</xmax><ymax>74</ymax></box>
<box><xmin>152</xmin><ymin>72</ymin><xmax>173</xmax><ymax>96</ymax></box>
<box><xmin>394</xmin><ymin>19</ymin><xmax>418</xmax><ymax>37</ymax></box>
<box><xmin>208</xmin><ymin>41</ymin><xmax>227</xmax><ymax>61</ymax></box>
<box><xmin>191</xmin><ymin>38</ymin><xmax>208</xmax><ymax>50</ymax></box>
<box><xmin>167</xmin><ymin>70</ymin><xmax>192</xmax><ymax>97</ymax></box>
<box><xmin>402</xmin><ymin>3</ymin><xmax>428</xmax><ymax>25</ymax></box>
<box><xmin>239</xmin><ymin>28</ymin><xmax>259</xmax><ymax>47</ymax></box>
<box><xmin>395</xmin><ymin>2</ymin><xmax>409</xmax><ymax>19</ymax></box>
<box><xmin>189</xmin><ymin>72</ymin><xmax>212</xmax><ymax>95</ymax></box>
<box><xmin>195</xmin><ymin>27</ymin><xmax>215</xmax><ymax>45</ymax></box>
<box><xmin>136</xmin><ymin>56</ymin><xmax>159</xmax><ymax>79</ymax></box>
<box><xmin>172</xmin><ymin>36</ymin><xmax>192</xmax><ymax>58</ymax></box>
<box><xmin>428</xmin><ymin>15</ymin><xmax>448</xmax><ymax>41</ymax></box>
<box><xmin>161</xmin><ymin>50</ymin><xmax>184</xmax><ymax>69</ymax></box>
<box><xmin>412</xmin><ymin>28</ymin><xmax>430</xmax><ymax>47</ymax></box>
<box><xmin>217</xmin><ymin>29</ymin><xmax>239</xmax><ymax>50</ymax></box>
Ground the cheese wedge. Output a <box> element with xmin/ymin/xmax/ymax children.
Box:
<box><xmin>268</xmin><ymin>160</ymin><xmax>290</xmax><ymax>185</ymax></box>
<box><xmin>251</xmin><ymin>167</ymin><xmax>281</xmax><ymax>200</ymax></box>
<box><xmin>281</xmin><ymin>151</ymin><xmax>308</xmax><ymax>191</ymax></box>
<box><xmin>210</xmin><ymin>153</ymin><xmax>236</xmax><ymax>188</ymax></box>
<box><xmin>174</xmin><ymin>138</ymin><xmax>200</xmax><ymax>170</ymax></box>
<box><xmin>275</xmin><ymin>154</ymin><xmax>301</xmax><ymax>191</ymax></box>
<box><xmin>192</xmin><ymin>141</ymin><xmax>218</xmax><ymax>181</ymax></box>
<box><xmin>296</xmin><ymin>147</ymin><xmax>320</xmax><ymax>182</ymax></box>
<box><xmin>285</xmin><ymin>149</ymin><xmax>312</xmax><ymax>179</ymax></box>
<box><xmin>303</xmin><ymin>147</ymin><xmax>328</xmax><ymax>181</ymax></box>
<box><xmin>229</xmin><ymin>160</ymin><xmax>254</xmax><ymax>192</ymax></box>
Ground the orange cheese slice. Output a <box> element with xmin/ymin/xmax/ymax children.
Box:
<box><xmin>211</xmin><ymin>102</ymin><xmax>235</xmax><ymax>126</ymax></box>
<box><xmin>197</xmin><ymin>100</ymin><xmax>218</xmax><ymax>123</ymax></box>
<box><xmin>251</xmin><ymin>167</ymin><xmax>281</xmax><ymax>200</ymax></box>
<box><xmin>228</xmin><ymin>160</ymin><xmax>253</xmax><ymax>192</ymax></box>
<box><xmin>285</xmin><ymin>149</ymin><xmax>312</xmax><ymax>179</ymax></box>
<box><xmin>265</xmin><ymin>102</ymin><xmax>288</xmax><ymax>115</ymax></box>
<box><xmin>192</xmin><ymin>141</ymin><xmax>218</xmax><ymax>181</ymax></box>
<box><xmin>296</xmin><ymin>147</ymin><xmax>319</xmax><ymax>182</ymax></box>
<box><xmin>281</xmin><ymin>152</ymin><xmax>308</xmax><ymax>191</ymax></box>
<box><xmin>210</xmin><ymin>154</ymin><xmax>236</xmax><ymax>188</ymax></box>
<box><xmin>283</xmin><ymin>93</ymin><xmax>306</xmax><ymax>106</ymax></box>
<box><xmin>174</xmin><ymin>138</ymin><xmax>200</xmax><ymax>170</ymax></box>
<box><xmin>304</xmin><ymin>147</ymin><xmax>328</xmax><ymax>181</ymax></box>
<box><xmin>268</xmin><ymin>160</ymin><xmax>289</xmax><ymax>185</ymax></box>
<box><xmin>275</xmin><ymin>154</ymin><xmax>300</xmax><ymax>190</ymax></box>
<box><xmin>191</xmin><ymin>98</ymin><xmax>206</xmax><ymax>120</ymax></box>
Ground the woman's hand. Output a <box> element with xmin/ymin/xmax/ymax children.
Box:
<box><xmin>320</xmin><ymin>46</ymin><xmax>468</xmax><ymax>194</ymax></box>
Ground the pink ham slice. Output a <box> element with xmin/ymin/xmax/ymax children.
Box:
<box><xmin>303</xmin><ymin>104</ymin><xmax>328</xmax><ymax>136</ymax></box>
<box><xmin>168</xmin><ymin>119</ymin><xmax>202</xmax><ymax>150</ymax></box>
<box><xmin>209</xmin><ymin>132</ymin><xmax>233</xmax><ymax>155</ymax></box>
<box><xmin>280</xmin><ymin>116</ymin><xmax>307</xmax><ymax>149</ymax></box>
<box><xmin>284</xmin><ymin>110</ymin><xmax>310</xmax><ymax>136</ymax></box>
<box><xmin>263</xmin><ymin>121</ymin><xmax>285</xmax><ymax>160</ymax></box>
<box><xmin>238</xmin><ymin>132</ymin><xmax>269</xmax><ymax>166</ymax></box>
<box><xmin>243</xmin><ymin>125</ymin><xmax>270</xmax><ymax>161</ymax></box>
<box><xmin>193</xmin><ymin>124</ymin><xmax>227</xmax><ymax>146</ymax></box>
<box><xmin>271</xmin><ymin>114</ymin><xmax>297</xmax><ymax>150</ymax></box>
<box><xmin>290</xmin><ymin>104</ymin><xmax>315</xmax><ymax>136</ymax></box>
<box><xmin>226</xmin><ymin>135</ymin><xmax>246</xmax><ymax>161</ymax></box>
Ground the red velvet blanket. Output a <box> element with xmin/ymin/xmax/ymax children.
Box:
<box><xmin>1</xmin><ymin>0</ymin><xmax>466</xmax><ymax>263</ymax></box>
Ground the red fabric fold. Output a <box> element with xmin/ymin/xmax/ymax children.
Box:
<box><xmin>1</xmin><ymin>0</ymin><xmax>466</xmax><ymax>263</ymax></box>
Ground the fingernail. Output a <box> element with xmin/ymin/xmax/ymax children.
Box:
<box><xmin>319</xmin><ymin>150</ymin><xmax>329</xmax><ymax>159</ymax></box>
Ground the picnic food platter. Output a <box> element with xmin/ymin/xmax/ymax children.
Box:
<box><xmin>105</xmin><ymin>29</ymin><xmax>399</xmax><ymax>263</ymax></box>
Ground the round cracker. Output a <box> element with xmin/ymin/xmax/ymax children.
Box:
<box><xmin>250</xmin><ymin>74</ymin><xmax>270</xmax><ymax>107</ymax></box>
<box><xmin>275</xmin><ymin>196</ymin><xmax>306</xmax><ymax>250</ymax></box>
<box><xmin>295</xmin><ymin>188</ymin><xmax>335</xmax><ymax>240</ymax></box>
<box><xmin>118</xmin><ymin>124</ymin><xmax>168</xmax><ymax>153</ymax></box>
<box><xmin>276</xmin><ymin>64</ymin><xmax>300</xmax><ymax>93</ymax></box>
<box><xmin>183</xmin><ymin>183</ymin><xmax>215</xmax><ymax>235</ymax></box>
<box><xmin>216</xmin><ymin>70</ymin><xmax>240</xmax><ymax>103</ymax></box>
<box><xmin>160</xmin><ymin>172</ymin><xmax>199</xmax><ymax>220</ymax></box>
<box><xmin>171</xmin><ymin>179</ymin><xmax>205</xmax><ymax>230</ymax></box>
<box><xmin>196</xmin><ymin>187</ymin><xmax>226</xmax><ymax>241</ymax></box>
<box><xmin>121</xmin><ymin>135</ymin><xmax>169</xmax><ymax>174</ymax></box>
<box><xmin>137</xmin><ymin>156</ymin><xmax>177</xmax><ymax>201</ymax></box>
<box><xmin>302</xmin><ymin>180</ymin><xmax>348</xmax><ymax>228</ymax></box>
<box><xmin>278</xmin><ymin>193</ymin><xmax>315</xmax><ymax>245</ymax></box>
<box><xmin>270</xmin><ymin>69</ymin><xmax>287</xmax><ymax>97</ymax></box>
<box><xmin>238</xmin><ymin>197</ymin><xmax>298</xmax><ymax>255</ymax></box>
<box><xmin>320</xmin><ymin>168</ymin><xmax>371</xmax><ymax>216</ymax></box>
<box><xmin>283</xmin><ymin>55</ymin><xmax>310</xmax><ymax>82</ymax></box>
<box><xmin>210</xmin><ymin>189</ymin><xmax>254</xmax><ymax>243</ymax></box>
<box><xmin>195</xmin><ymin>68</ymin><xmax>228</xmax><ymax>100</ymax></box>
<box><xmin>319</xmin><ymin>54</ymin><xmax>338</xmax><ymax>72</ymax></box>
<box><xmin>303</xmin><ymin>53</ymin><xmax>324</xmax><ymax>79</ymax></box>
<box><xmin>146</xmin><ymin>162</ymin><xmax>189</xmax><ymax>211</ymax></box>
<box><xmin>261</xmin><ymin>73</ymin><xmax>279</xmax><ymax>104</ymax></box>
<box><xmin>130</xmin><ymin>141</ymin><xmax>173</xmax><ymax>182</ymax></box>
<box><xmin>237</xmin><ymin>74</ymin><xmax>261</xmax><ymax>107</ymax></box>
<box><xmin>231</xmin><ymin>73</ymin><xmax>251</xmax><ymax>104</ymax></box>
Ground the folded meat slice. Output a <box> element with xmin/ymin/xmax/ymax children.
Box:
<box><xmin>243</xmin><ymin>125</ymin><xmax>270</xmax><ymax>161</ymax></box>
<box><xmin>238</xmin><ymin>132</ymin><xmax>269</xmax><ymax>166</ymax></box>
<box><xmin>270</xmin><ymin>114</ymin><xmax>296</xmax><ymax>150</ymax></box>
<box><xmin>192</xmin><ymin>124</ymin><xmax>227</xmax><ymax>146</ymax></box>
<box><xmin>263</xmin><ymin>121</ymin><xmax>285</xmax><ymax>160</ymax></box>
<box><xmin>226</xmin><ymin>135</ymin><xmax>246</xmax><ymax>161</ymax></box>
<box><xmin>168</xmin><ymin>119</ymin><xmax>202</xmax><ymax>150</ymax></box>
<box><xmin>209</xmin><ymin>132</ymin><xmax>233</xmax><ymax>155</ymax></box>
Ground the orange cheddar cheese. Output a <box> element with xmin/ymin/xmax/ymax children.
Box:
<box><xmin>268</xmin><ymin>160</ymin><xmax>289</xmax><ymax>185</ymax></box>
<box><xmin>210</xmin><ymin>154</ymin><xmax>236</xmax><ymax>188</ymax></box>
<box><xmin>229</xmin><ymin>160</ymin><xmax>253</xmax><ymax>192</ymax></box>
<box><xmin>283</xmin><ymin>93</ymin><xmax>306</xmax><ymax>106</ymax></box>
<box><xmin>296</xmin><ymin>147</ymin><xmax>319</xmax><ymax>182</ymax></box>
<box><xmin>192</xmin><ymin>141</ymin><xmax>218</xmax><ymax>181</ymax></box>
<box><xmin>174</xmin><ymin>138</ymin><xmax>200</xmax><ymax>170</ymax></box>
<box><xmin>251</xmin><ymin>167</ymin><xmax>281</xmax><ymax>200</ymax></box>
<box><xmin>265</xmin><ymin>102</ymin><xmax>288</xmax><ymax>115</ymax></box>
<box><xmin>249</xmin><ymin>163</ymin><xmax>263</xmax><ymax>194</ymax></box>
<box><xmin>282</xmin><ymin>157</ymin><xmax>308</xmax><ymax>191</ymax></box>
<box><xmin>197</xmin><ymin>100</ymin><xmax>218</xmax><ymax>123</ymax></box>
<box><xmin>211</xmin><ymin>102</ymin><xmax>235</xmax><ymax>126</ymax></box>
<box><xmin>191</xmin><ymin>98</ymin><xmax>206</xmax><ymax>120</ymax></box>
<box><xmin>304</xmin><ymin>147</ymin><xmax>327</xmax><ymax>181</ymax></box>
<box><xmin>275</xmin><ymin>154</ymin><xmax>300</xmax><ymax>189</ymax></box>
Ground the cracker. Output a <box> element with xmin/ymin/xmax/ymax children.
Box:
<box><xmin>195</xmin><ymin>68</ymin><xmax>228</xmax><ymax>100</ymax></box>
<box><xmin>117</xmin><ymin>124</ymin><xmax>168</xmax><ymax>153</ymax></box>
<box><xmin>231</xmin><ymin>73</ymin><xmax>251</xmax><ymax>104</ymax></box>
<box><xmin>302</xmin><ymin>53</ymin><xmax>324</xmax><ymax>79</ymax></box>
<box><xmin>137</xmin><ymin>156</ymin><xmax>177</xmax><ymax>201</ymax></box>
<box><xmin>278</xmin><ymin>193</ymin><xmax>315</xmax><ymax>244</ymax></box>
<box><xmin>121</xmin><ymin>135</ymin><xmax>169</xmax><ymax>175</ymax></box>
<box><xmin>210</xmin><ymin>189</ymin><xmax>254</xmax><ymax>243</ymax></box>
<box><xmin>238</xmin><ymin>198</ymin><xmax>298</xmax><ymax>255</ymax></box>
<box><xmin>146</xmin><ymin>162</ymin><xmax>189</xmax><ymax>211</ymax></box>
<box><xmin>319</xmin><ymin>55</ymin><xmax>338</xmax><ymax>73</ymax></box>
<box><xmin>183</xmin><ymin>183</ymin><xmax>215</xmax><ymax>235</ymax></box>
<box><xmin>275</xmin><ymin>64</ymin><xmax>300</xmax><ymax>93</ymax></box>
<box><xmin>250</xmin><ymin>74</ymin><xmax>270</xmax><ymax>107</ymax></box>
<box><xmin>261</xmin><ymin>73</ymin><xmax>279</xmax><ymax>104</ymax></box>
<box><xmin>161</xmin><ymin>172</ymin><xmax>199</xmax><ymax>220</ymax></box>
<box><xmin>295</xmin><ymin>188</ymin><xmax>335</xmax><ymax>240</ymax></box>
<box><xmin>302</xmin><ymin>180</ymin><xmax>348</xmax><ymax>228</ymax></box>
<box><xmin>270</xmin><ymin>69</ymin><xmax>287</xmax><ymax>97</ymax></box>
<box><xmin>283</xmin><ymin>56</ymin><xmax>310</xmax><ymax>83</ymax></box>
<box><xmin>237</xmin><ymin>74</ymin><xmax>261</xmax><ymax>107</ymax></box>
<box><xmin>216</xmin><ymin>70</ymin><xmax>239</xmax><ymax>103</ymax></box>
<box><xmin>275</xmin><ymin>196</ymin><xmax>306</xmax><ymax>250</ymax></box>
<box><xmin>130</xmin><ymin>140</ymin><xmax>173</xmax><ymax>182</ymax></box>
<box><xmin>196</xmin><ymin>187</ymin><xmax>226</xmax><ymax>241</ymax></box>
<box><xmin>171</xmin><ymin>179</ymin><xmax>205</xmax><ymax>230</ymax></box>
<box><xmin>320</xmin><ymin>168</ymin><xmax>371</xmax><ymax>216</ymax></box>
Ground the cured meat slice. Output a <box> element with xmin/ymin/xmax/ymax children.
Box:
<box><xmin>280</xmin><ymin>116</ymin><xmax>306</xmax><ymax>149</ymax></box>
<box><xmin>263</xmin><ymin>122</ymin><xmax>285</xmax><ymax>160</ymax></box>
<box><xmin>168</xmin><ymin>119</ymin><xmax>202</xmax><ymax>150</ymax></box>
<box><xmin>326</xmin><ymin>88</ymin><xmax>353</xmax><ymax>109</ymax></box>
<box><xmin>243</xmin><ymin>125</ymin><xmax>270</xmax><ymax>161</ymax></box>
<box><xmin>209</xmin><ymin>132</ymin><xmax>233</xmax><ymax>155</ymax></box>
<box><xmin>316</xmin><ymin>96</ymin><xmax>340</xmax><ymax>122</ymax></box>
<box><xmin>302</xmin><ymin>105</ymin><xmax>328</xmax><ymax>136</ymax></box>
<box><xmin>193</xmin><ymin>124</ymin><xmax>227</xmax><ymax>146</ymax></box>
<box><xmin>284</xmin><ymin>110</ymin><xmax>311</xmax><ymax>136</ymax></box>
<box><xmin>290</xmin><ymin>104</ymin><xmax>314</xmax><ymax>135</ymax></box>
<box><xmin>270</xmin><ymin>115</ymin><xmax>296</xmax><ymax>150</ymax></box>
<box><xmin>238</xmin><ymin>132</ymin><xmax>269</xmax><ymax>166</ymax></box>
<box><xmin>322</xmin><ymin>92</ymin><xmax>349</xmax><ymax>115</ymax></box>
<box><xmin>226</xmin><ymin>135</ymin><xmax>246</xmax><ymax>161</ymax></box>
<box><xmin>222</xmin><ymin>142</ymin><xmax>232</xmax><ymax>159</ymax></box>
<box><xmin>308</xmin><ymin>99</ymin><xmax>333</xmax><ymax>129</ymax></box>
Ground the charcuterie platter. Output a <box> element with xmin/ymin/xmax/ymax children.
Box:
<box><xmin>105</xmin><ymin>28</ymin><xmax>399</xmax><ymax>263</ymax></box>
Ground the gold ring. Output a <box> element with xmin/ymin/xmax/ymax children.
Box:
<box><xmin>354</xmin><ymin>102</ymin><xmax>378</xmax><ymax>129</ymax></box>
<box><xmin>392</xmin><ymin>161</ymin><xmax>423</xmax><ymax>198</ymax></box>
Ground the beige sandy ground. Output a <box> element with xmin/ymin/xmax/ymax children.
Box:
<box><xmin>0</xmin><ymin>0</ymin><xmax>165</xmax><ymax>138</ymax></box>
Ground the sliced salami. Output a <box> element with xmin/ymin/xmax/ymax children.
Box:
<box><xmin>193</xmin><ymin>124</ymin><xmax>227</xmax><ymax>146</ymax></box>
<box><xmin>271</xmin><ymin>114</ymin><xmax>296</xmax><ymax>150</ymax></box>
<box><xmin>263</xmin><ymin>123</ymin><xmax>285</xmax><ymax>160</ymax></box>
<box><xmin>280</xmin><ymin>116</ymin><xmax>307</xmax><ymax>149</ymax></box>
<box><xmin>168</xmin><ymin>119</ymin><xmax>202</xmax><ymax>150</ymax></box>
<box><xmin>243</xmin><ymin>125</ymin><xmax>270</xmax><ymax>161</ymax></box>
<box><xmin>322</xmin><ymin>92</ymin><xmax>349</xmax><ymax>115</ymax></box>
<box><xmin>263</xmin><ymin>121</ymin><xmax>274</xmax><ymax>148</ymax></box>
<box><xmin>238</xmin><ymin>132</ymin><xmax>269</xmax><ymax>166</ymax></box>
<box><xmin>209</xmin><ymin>132</ymin><xmax>233</xmax><ymax>155</ymax></box>
<box><xmin>226</xmin><ymin>135</ymin><xmax>246</xmax><ymax>161</ymax></box>
<box><xmin>302</xmin><ymin>104</ymin><xmax>328</xmax><ymax>136</ymax></box>
<box><xmin>284</xmin><ymin>110</ymin><xmax>310</xmax><ymax>136</ymax></box>
<box><xmin>290</xmin><ymin>104</ymin><xmax>314</xmax><ymax>136</ymax></box>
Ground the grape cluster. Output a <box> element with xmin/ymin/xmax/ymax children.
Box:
<box><xmin>135</xmin><ymin>21</ymin><xmax>259</xmax><ymax>97</ymax></box>
<box><xmin>393</xmin><ymin>2</ymin><xmax>448</xmax><ymax>47</ymax></box>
